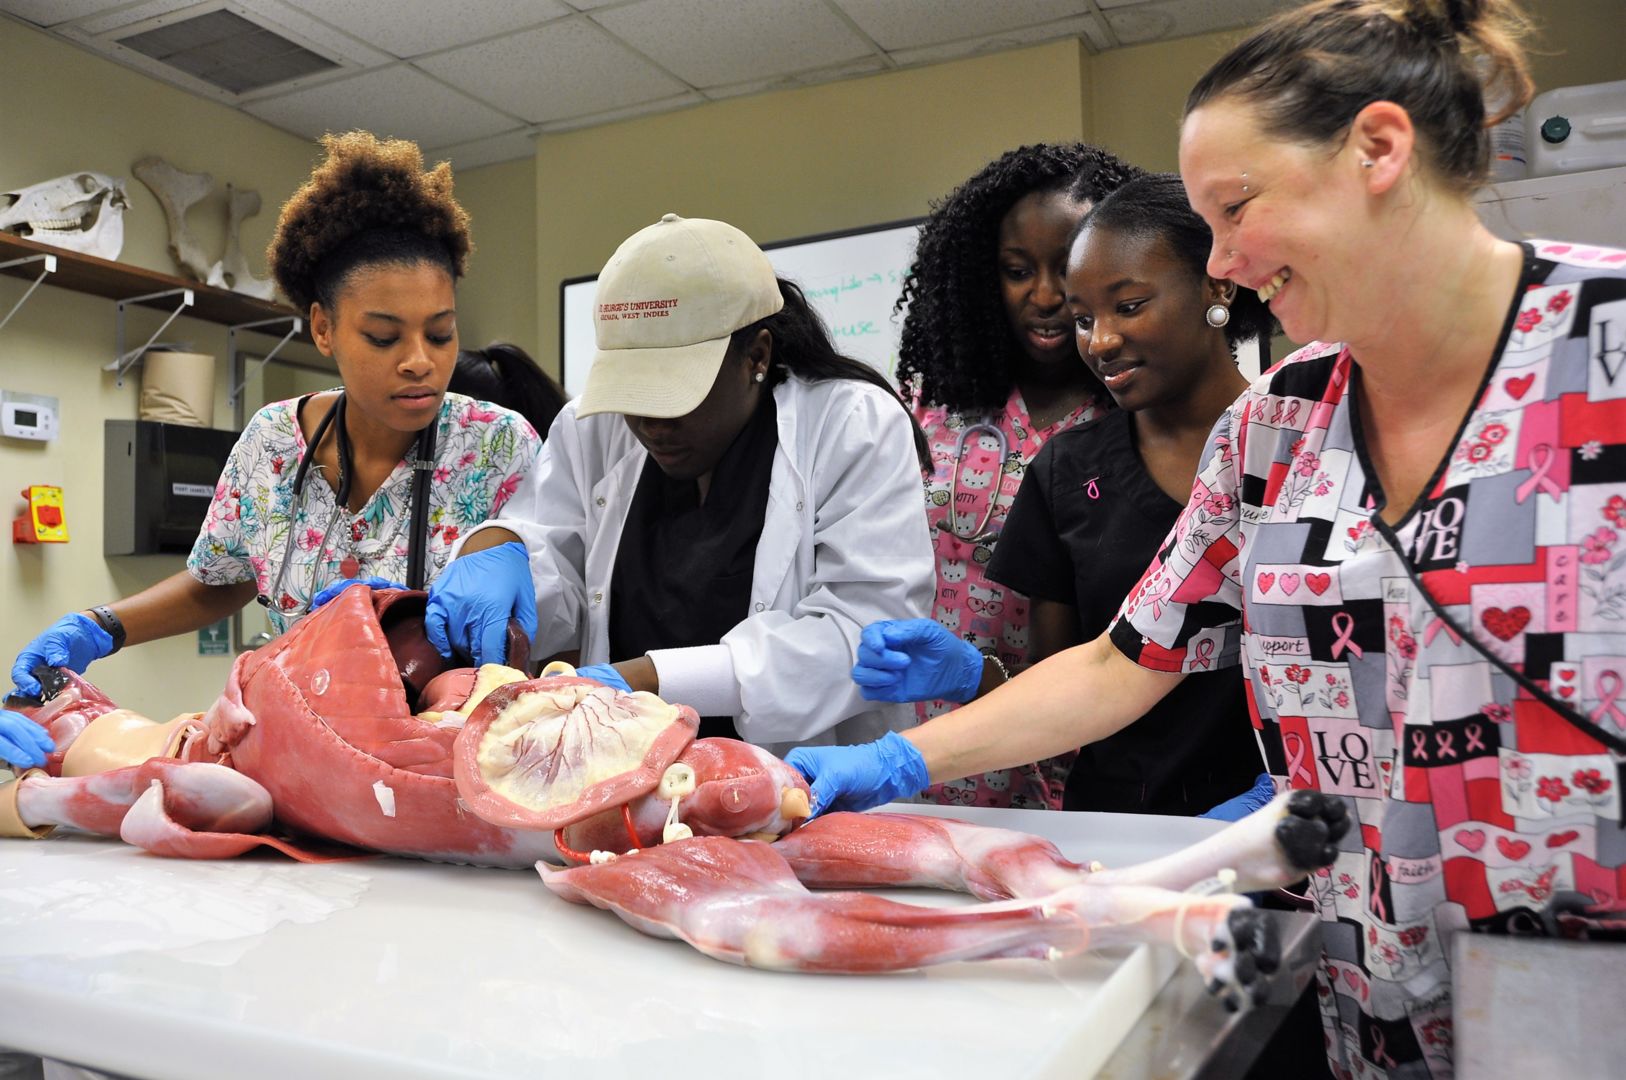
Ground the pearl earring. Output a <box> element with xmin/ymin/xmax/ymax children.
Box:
<box><xmin>753</xmin><ymin>371</ymin><xmax>766</xmax><ymax>384</ymax></box>
<box><xmin>1205</xmin><ymin>303</ymin><xmax>1231</xmax><ymax>328</ymax></box>
<box><xmin>1361</xmin><ymin>159</ymin><xmax>1375</xmax><ymax>169</ymax></box>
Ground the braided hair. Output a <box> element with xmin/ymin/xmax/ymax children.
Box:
<box><xmin>895</xmin><ymin>143</ymin><xmax>1143</xmax><ymax>414</ymax></box>
<box><xmin>268</xmin><ymin>131</ymin><xmax>471</xmax><ymax>313</ymax></box>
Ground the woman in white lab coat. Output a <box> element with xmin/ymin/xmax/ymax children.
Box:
<box><xmin>456</xmin><ymin>215</ymin><xmax>934</xmax><ymax>756</ymax></box>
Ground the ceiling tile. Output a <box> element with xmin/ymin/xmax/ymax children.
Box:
<box><xmin>702</xmin><ymin>56</ymin><xmax>889</xmax><ymax>102</ymax></box>
<box><xmin>889</xmin><ymin>15</ymin><xmax>1104</xmax><ymax>68</ymax></box>
<box><xmin>0</xmin><ymin>0</ymin><xmax>132</xmax><ymax>25</ymax></box>
<box><xmin>233</xmin><ymin>0</ymin><xmax>394</xmax><ymax>65</ymax></box>
<box><xmin>416</xmin><ymin>18</ymin><xmax>686</xmax><ymax>124</ymax></box>
<box><xmin>71</xmin><ymin>0</ymin><xmax>225</xmax><ymax>37</ymax></box>
<box><xmin>593</xmin><ymin>0</ymin><xmax>875</xmax><ymax>89</ymax></box>
<box><xmin>834</xmin><ymin>0</ymin><xmax>1090</xmax><ymax>51</ymax></box>
<box><xmin>424</xmin><ymin>127</ymin><xmax>537</xmax><ymax>171</ymax></box>
<box><xmin>276</xmin><ymin>0</ymin><xmax>570</xmax><ymax>59</ymax></box>
<box><xmin>535</xmin><ymin>91</ymin><xmax>705</xmax><ymax>134</ymax></box>
<box><xmin>1105</xmin><ymin>0</ymin><xmax>1294</xmax><ymax>46</ymax></box>
<box><xmin>245</xmin><ymin>64</ymin><xmax>518</xmax><ymax>149</ymax></box>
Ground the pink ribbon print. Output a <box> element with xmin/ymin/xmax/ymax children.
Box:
<box><xmin>1370</xmin><ymin>856</ymin><xmax>1390</xmax><ymax>923</ymax></box>
<box><xmin>1283</xmin><ymin>731</ymin><xmax>1315</xmax><ymax>787</ymax></box>
<box><xmin>1191</xmin><ymin>639</ymin><xmax>1216</xmax><ymax>670</ymax></box>
<box><xmin>1144</xmin><ymin>576</ymin><xmax>1174</xmax><ymax>620</ymax></box>
<box><xmin>1330</xmin><ymin>612</ymin><xmax>1363</xmax><ymax>660</ymax></box>
<box><xmin>1371</xmin><ymin>1027</ymin><xmax>1398</xmax><ymax>1069</ymax></box>
<box><xmin>1423</xmin><ymin>616</ymin><xmax>1462</xmax><ymax>647</ymax></box>
<box><xmin>1514</xmin><ymin>443</ymin><xmax>1564</xmax><ymax>504</ymax></box>
<box><xmin>1593</xmin><ymin>671</ymin><xmax>1626</xmax><ymax>730</ymax></box>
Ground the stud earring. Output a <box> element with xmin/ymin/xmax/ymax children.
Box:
<box><xmin>1361</xmin><ymin>159</ymin><xmax>1375</xmax><ymax>169</ymax></box>
<box><xmin>753</xmin><ymin>371</ymin><xmax>766</xmax><ymax>384</ymax></box>
<box><xmin>1205</xmin><ymin>303</ymin><xmax>1231</xmax><ymax>328</ymax></box>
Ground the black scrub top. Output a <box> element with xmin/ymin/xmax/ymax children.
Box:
<box><xmin>609</xmin><ymin>394</ymin><xmax>778</xmax><ymax>741</ymax></box>
<box><xmin>986</xmin><ymin>410</ymin><xmax>1260</xmax><ymax>815</ymax></box>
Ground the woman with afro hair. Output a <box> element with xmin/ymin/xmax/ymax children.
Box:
<box><xmin>887</xmin><ymin>143</ymin><xmax>1142</xmax><ymax>810</ymax></box>
<box><xmin>2</xmin><ymin>133</ymin><xmax>544</xmax><ymax>734</ymax></box>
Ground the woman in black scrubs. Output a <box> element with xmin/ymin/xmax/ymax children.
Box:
<box><xmin>853</xmin><ymin>173</ymin><xmax>1274</xmax><ymax>815</ymax></box>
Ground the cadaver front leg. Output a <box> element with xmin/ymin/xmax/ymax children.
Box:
<box><xmin>1083</xmin><ymin>790</ymin><xmax>1349</xmax><ymax>893</ymax></box>
<box><xmin>538</xmin><ymin>836</ymin><xmax>1092</xmax><ymax>973</ymax></box>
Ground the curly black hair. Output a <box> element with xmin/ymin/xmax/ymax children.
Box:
<box><xmin>268</xmin><ymin>131</ymin><xmax>471</xmax><ymax>313</ymax></box>
<box><xmin>1076</xmin><ymin>173</ymin><xmax>1277</xmax><ymax>351</ymax></box>
<box><xmin>895</xmin><ymin>143</ymin><xmax>1144</xmax><ymax>414</ymax></box>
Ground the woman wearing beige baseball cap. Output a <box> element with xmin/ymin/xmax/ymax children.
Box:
<box><xmin>454</xmin><ymin>214</ymin><xmax>934</xmax><ymax>756</ymax></box>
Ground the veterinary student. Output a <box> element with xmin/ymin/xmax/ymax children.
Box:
<box><xmin>451</xmin><ymin>214</ymin><xmax>934</xmax><ymax>758</ymax></box>
<box><xmin>1</xmin><ymin>132</ymin><xmax>542</xmax><ymax>770</ymax></box>
<box><xmin>855</xmin><ymin>173</ymin><xmax>1272</xmax><ymax>819</ymax></box>
<box><xmin>448</xmin><ymin>342</ymin><xmax>568</xmax><ymax>439</ymax></box>
<box><xmin>790</xmin><ymin>1</ymin><xmax>1626</xmax><ymax>1075</ymax></box>
<box><xmin>898</xmin><ymin>143</ymin><xmax>1144</xmax><ymax>809</ymax></box>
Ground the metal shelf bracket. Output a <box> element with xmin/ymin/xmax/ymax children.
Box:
<box><xmin>226</xmin><ymin>315</ymin><xmax>304</xmax><ymax>407</ymax></box>
<box><xmin>0</xmin><ymin>253</ymin><xmax>58</xmax><ymax>335</ymax></box>
<box><xmin>107</xmin><ymin>287</ymin><xmax>194</xmax><ymax>385</ymax></box>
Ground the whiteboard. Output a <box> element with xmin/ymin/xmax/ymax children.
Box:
<box><xmin>559</xmin><ymin>219</ymin><xmax>922</xmax><ymax>398</ymax></box>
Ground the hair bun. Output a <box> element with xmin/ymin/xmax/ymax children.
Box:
<box><xmin>268</xmin><ymin>131</ymin><xmax>471</xmax><ymax>312</ymax></box>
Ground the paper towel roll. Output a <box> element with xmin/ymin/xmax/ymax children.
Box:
<box><xmin>139</xmin><ymin>350</ymin><xmax>215</xmax><ymax>427</ymax></box>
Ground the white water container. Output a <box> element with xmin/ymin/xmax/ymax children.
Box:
<box><xmin>1488</xmin><ymin>110</ymin><xmax>1527</xmax><ymax>181</ymax></box>
<box><xmin>1527</xmin><ymin>79</ymin><xmax>1626</xmax><ymax>178</ymax></box>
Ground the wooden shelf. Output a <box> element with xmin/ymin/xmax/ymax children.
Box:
<box><xmin>0</xmin><ymin>230</ymin><xmax>306</xmax><ymax>332</ymax></box>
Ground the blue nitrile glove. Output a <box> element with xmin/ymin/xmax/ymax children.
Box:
<box><xmin>1199</xmin><ymin>773</ymin><xmax>1277</xmax><ymax>821</ymax></box>
<box><xmin>311</xmin><ymin>576</ymin><xmax>408</xmax><ymax>610</ymax></box>
<box><xmin>785</xmin><ymin>731</ymin><xmax>932</xmax><ymax>817</ymax></box>
<box><xmin>572</xmin><ymin>663</ymin><xmax>632</xmax><ymax>692</ymax></box>
<box><xmin>10</xmin><ymin>613</ymin><xmax>114</xmax><ymax>700</ymax></box>
<box><xmin>424</xmin><ymin>542</ymin><xmax>538</xmax><ymax>668</ymax></box>
<box><xmin>850</xmin><ymin>618</ymin><xmax>985</xmax><ymax>704</ymax></box>
<box><xmin>0</xmin><ymin>710</ymin><xmax>55</xmax><ymax>769</ymax></box>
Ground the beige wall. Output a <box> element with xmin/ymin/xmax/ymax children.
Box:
<box><xmin>454</xmin><ymin>153</ymin><xmax>540</xmax><ymax>357</ymax></box>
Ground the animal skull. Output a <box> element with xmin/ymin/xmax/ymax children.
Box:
<box><xmin>0</xmin><ymin>172</ymin><xmax>128</xmax><ymax>260</ymax></box>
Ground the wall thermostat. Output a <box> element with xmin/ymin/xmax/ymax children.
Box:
<box><xmin>1</xmin><ymin>391</ymin><xmax>58</xmax><ymax>441</ymax></box>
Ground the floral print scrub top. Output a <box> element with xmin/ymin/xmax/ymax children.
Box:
<box><xmin>1110</xmin><ymin>242</ymin><xmax>1626</xmax><ymax>1080</ymax></box>
<box><xmin>189</xmin><ymin>391</ymin><xmax>540</xmax><ymax>634</ymax></box>
<box><xmin>917</xmin><ymin>386</ymin><xmax>1111</xmax><ymax>809</ymax></box>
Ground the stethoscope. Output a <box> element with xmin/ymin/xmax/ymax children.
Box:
<box><xmin>936</xmin><ymin>417</ymin><xmax>1010</xmax><ymax>545</ymax></box>
<box><xmin>263</xmin><ymin>392</ymin><xmax>436</xmax><ymax>619</ymax></box>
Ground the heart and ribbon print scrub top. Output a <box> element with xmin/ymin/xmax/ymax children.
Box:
<box><xmin>1110</xmin><ymin>242</ymin><xmax>1626</xmax><ymax>1080</ymax></box>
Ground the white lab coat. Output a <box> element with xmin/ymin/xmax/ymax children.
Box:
<box><xmin>486</xmin><ymin>374</ymin><xmax>934</xmax><ymax>758</ymax></box>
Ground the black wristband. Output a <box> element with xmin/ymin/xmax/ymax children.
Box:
<box><xmin>88</xmin><ymin>605</ymin><xmax>127</xmax><ymax>654</ymax></box>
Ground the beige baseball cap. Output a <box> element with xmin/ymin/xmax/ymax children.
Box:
<box><xmin>577</xmin><ymin>214</ymin><xmax>785</xmax><ymax>419</ymax></box>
